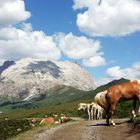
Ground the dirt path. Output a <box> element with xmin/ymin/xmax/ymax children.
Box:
<box><xmin>35</xmin><ymin>119</ymin><xmax>140</xmax><ymax>140</ymax></box>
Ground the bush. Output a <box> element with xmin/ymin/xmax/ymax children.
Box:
<box><xmin>0</xmin><ymin>119</ymin><xmax>38</xmax><ymax>139</ymax></box>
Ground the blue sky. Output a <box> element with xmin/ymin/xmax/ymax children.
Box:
<box><xmin>0</xmin><ymin>0</ymin><xmax>140</xmax><ymax>85</ymax></box>
<box><xmin>25</xmin><ymin>0</ymin><xmax>78</xmax><ymax>35</ymax></box>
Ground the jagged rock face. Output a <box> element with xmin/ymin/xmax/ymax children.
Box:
<box><xmin>0</xmin><ymin>58</ymin><xmax>95</xmax><ymax>100</ymax></box>
<box><xmin>0</xmin><ymin>60</ymin><xmax>15</xmax><ymax>74</ymax></box>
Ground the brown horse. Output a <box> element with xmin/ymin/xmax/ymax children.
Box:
<box><xmin>106</xmin><ymin>80</ymin><xmax>140</xmax><ymax>126</ymax></box>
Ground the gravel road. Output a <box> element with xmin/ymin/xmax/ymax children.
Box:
<box><xmin>35</xmin><ymin>119</ymin><xmax>140</xmax><ymax>140</ymax></box>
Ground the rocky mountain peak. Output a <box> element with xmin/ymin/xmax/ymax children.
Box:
<box><xmin>0</xmin><ymin>58</ymin><xmax>95</xmax><ymax>100</ymax></box>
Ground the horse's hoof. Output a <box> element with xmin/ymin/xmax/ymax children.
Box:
<box><xmin>112</xmin><ymin>124</ymin><xmax>116</xmax><ymax>126</ymax></box>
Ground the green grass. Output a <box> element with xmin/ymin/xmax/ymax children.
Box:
<box><xmin>0</xmin><ymin>78</ymin><xmax>137</xmax><ymax>139</ymax></box>
<box><xmin>0</xmin><ymin>118</ymin><xmax>57</xmax><ymax>140</ymax></box>
<box><xmin>10</xmin><ymin>123</ymin><xmax>56</xmax><ymax>140</ymax></box>
<box><xmin>0</xmin><ymin>79</ymin><xmax>137</xmax><ymax>121</ymax></box>
<box><xmin>0</xmin><ymin>86</ymin><xmax>95</xmax><ymax>113</ymax></box>
<box><xmin>0</xmin><ymin>119</ymin><xmax>37</xmax><ymax>140</ymax></box>
<box><xmin>128</xmin><ymin>116</ymin><xmax>140</xmax><ymax>124</ymax></box>
<box><xmin>0</xmin><ymin>101</ymin><xmax>85</xmax><ymax>120</ymax></box>
<box><xmin>0</xmin><ymin>99</ymin><xmax>137</xmax><ymax>121</ymax></box>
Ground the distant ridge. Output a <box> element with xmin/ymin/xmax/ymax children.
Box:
<box><xmin>0</xmin><ymin>77</ymin><xmax>130</xmax><ymax>116</ymax></box>
<box><xmin>94</xmin><ymin>78</ymin><xmax>129</xmax><ymax>93</ymax></box>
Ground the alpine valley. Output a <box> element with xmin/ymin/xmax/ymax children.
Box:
<box><xmin>0</xmin><ymin>58</ymin><xmax>130</xmax><ymax>118</ymax></box>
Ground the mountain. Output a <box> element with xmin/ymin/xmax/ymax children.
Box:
<box><xmin>0</xmin><ymin>78</ymin><xmax>129</xmax><ymax>111</ymax></box>
<box><xmin>0</xmin><ymin>60</ymin><xmax>15</xmax><ymax>74</ymax></box>
<box><xmin>0</xmin><ymin>78</ymin><xmax>130</xmax><ymax>119</ymax></box>
<box><xmin>0</xmin><ymin>86</ymin><xmax>93</xmax><ymax>112</ymax></box>
<box><xmin>0</xmin><ymin>58</ymin><xmax>95</xmax><ymax>100</ymax></box>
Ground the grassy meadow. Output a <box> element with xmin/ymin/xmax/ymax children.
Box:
<box><xmin>0</xmin><ymin>78</ymin><xmax>139</xmax><ymax>139</ymax></box>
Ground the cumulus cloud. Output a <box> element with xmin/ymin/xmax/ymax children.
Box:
<box><xmin>83</xmin><ymin>56</ymin><xmax>106</xmax><ymax>67</ymax></box>
<box><xmin>55</xmin><ymin>32</ymin><xmax>106</xmax><ymax>67</ymax></box>
<box><xmin>0</xmin><ymin>0</ymin><xmax>31</xmax><ymax>27</ymax></box>
<box><xmin>0</xmin><ymin>0</ymin><xmax>106</xmax><ymax>69</ymax></box>
<box><xmin>107</xmin><ymin>62</ymin><xmax>140</xmax><ymax>80</ymax></box>
<box><xmin>0</xmin><ymin>26</ymin><xmax>61</xmax><ymax>64</ymax></box>
<box><xmin>0</xmin><ymin>0</ymin><xmax>61</xmax><ymax>64</ymax></box>
<box><xmin>0</xmin><ymin>27</ymin><xmax>19</xmax><ymax>40</ymax></box>
<box><xmin>73</xmin><ymin>0</ymin><xmax>140</xmax><ymax>37</ymax></box>
<box><xmin>95</xmin><ymin>62</ymin><xmax>140</xmax><ymax>86</ymax></box>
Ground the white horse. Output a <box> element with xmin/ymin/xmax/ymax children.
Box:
<box><xmin>91</xmin><ymin>102</ymin><xmax>103</xmax><ymax>120</ymax></box>
<box><xmin>78</xmin><ymin>102</ymin><xmax>103</xmax><ymax>120</ymax></box>
<box><xmin>78</xmin><ymin>103</ymin><xmax>93</xmax><ymax>120</ymax></box>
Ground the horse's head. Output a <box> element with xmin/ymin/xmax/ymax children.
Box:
<box><xmin>78</xmin><ymin>103</ymin><xmax>87</xmax><ymax>111</ymax></box>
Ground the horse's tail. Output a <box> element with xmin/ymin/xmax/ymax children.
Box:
<box><xmin>94</xmin><ymin>90</ymin><xmax>108</xmax><ymax>110</ymax></box>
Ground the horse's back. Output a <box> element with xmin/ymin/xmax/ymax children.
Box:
<box><xmin>107</xmin><ymin>80</ymin><xmax>140</xmax><ymax>101</ymax></box>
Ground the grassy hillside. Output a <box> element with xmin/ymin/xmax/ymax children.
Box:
<box><xmin>94</xmin><ymin>78</ymin><xmax>129</xmax><ymax>93</ymax></box>
<box><xmin>0</xmin><ymin>86</ymin><xmax>95</xmax><ymax>119</ymax></box>
<box><xmin>0</xmin><ymin>78</ymin><xmax>136</xmax><ymax>120</ymax></box>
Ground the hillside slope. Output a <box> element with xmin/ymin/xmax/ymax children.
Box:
<box><xmin>0</xmin><ymin>78</ymin><xmax>132</xmax><ymax>119</ymax></box>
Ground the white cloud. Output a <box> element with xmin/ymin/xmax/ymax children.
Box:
<box><xmin>0</xmin><ymin>0</ymin><xmax>60</xmax><ymax>64</ymax></box>
<box><xmin>95</xmin><ymin>62</ymin><xmax>140</xmax><ymax>86</ymax></box>
<box><xmin>83</xmin><ymin>55</ymin><xmax>106</xmax><ymax>67</ymax></box>
<box><xmin>73</xmin><ymin>0</ymin><xmax>140</xmax><ymax>37</ymax></box>
<box><xmin>0</xmin><ymin>26</ymin><xmax>61</xmax><ymax>63</ymax></box>
<box><xmin>56</xmin><ymin>33</ymin><xmax>102</xmax><ymax>59</ymax></box>
<box><xmin>0</xmin><ymin>0</ymin><xmax>106</xmax><ymax>69</ymax></box>
<box><xmin>107</xmin><ymin>66</ymin><xmax>124</xmax><ymax>78</ymax></box>
<box><xmin>0</xmin><ymin>27</ymin><xmax>18</xmax><ymax>40</ymax></box>
<box><xmin>0</xmin><ymin>0</ymin><xmax>31</xmax><ymax>27</ymax></box>
<box><xmin>106</xmin><ymin>62</ymin><xmax>140</xmax><ymax>80</ymax></box>
<box><xmin>55</xmin><ymin>32</ymin><xmax>106</xmax><ymax>67</ymax></box>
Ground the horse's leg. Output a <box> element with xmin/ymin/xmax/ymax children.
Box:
<box><xmin>100</xmin><ymin>110</ymin><xmax>102</xmax><ymax>119</ymax></box>
<box><xmin>138</xmin><ymin>97</ymin><xmax>140</xmax><ymax>115</ymax></box>
<box><xmin>106</xmin><ymin>105</ymin><xmax>110</xmax><ymax>125</ymax></box>
<box><xmin>99</xmin><ymin>108</ymin><xmax>103</xmax><ymax>119</ymax></box>
<box><xmin>87</xmin><ymin>108</ymin><xmax>91</xmax><ymax>120</ymax></box>
<box><xmin>98</xmin><ymin>108</ymin><xmax>101</xmax><ymax>119</ymax></box>
<box><xmin>134</xmin><ymin>93</ymin><xmax>140</xmax><ymax>116</ymax></box>
<box><xmin>99</xmin><ymin>109</ymin><xmax>102</xmax><ymax>119</ymax></box>
<box><xmin>98</xmin><ymin>109</ymin><xmax>100</xmax><ymax>119</ymax></box>
<box><xmin>92</xmin><ymin>107</ymin><xmax>96</xmax><ymax>120</ymax></box>
<box><xmin>91</xmin><ymin>108</ymin><xmax>93</xmax><ymax>120</ymax></box>
<box><xmin>137</xmin><ymin>93</ymin><xmax>140</xmax><ymax>115</ymax></box>
<box><xmin>132</xmin><ymin>98</ymin><xmax>137</xmax><ymax>117</ymax></box>
<box><xmin>96</xmin><ymin>109</ymin><xmax>99</xmax><ymax>120</ymax></box>
<box><xmin>106</xmin><ymin>112</ymin><xmax>110</xmax><ymax>125</ymax></box>
<box><xmin>97</xmin><ymin>109</ymin><xmax>100</xmax><ymax>120</ymax></box>
<box><xmin>101</xmin><ymin>109</ymin><xmax>103</xmax><ymax>119</ymax></box>
<box><xmin>106</xmin><ymin>101</ymin><xmax>113</xmax><ymax>125</ymax></box>
<box><xmin>108</xmin><ymin>103</ymin><xmax>116</xmax><ymax>126</ymax></box>
<box><xmin>138</xmin><ymin>105</ymin><xmax>140</xmax><ymax>116</ymax></box>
